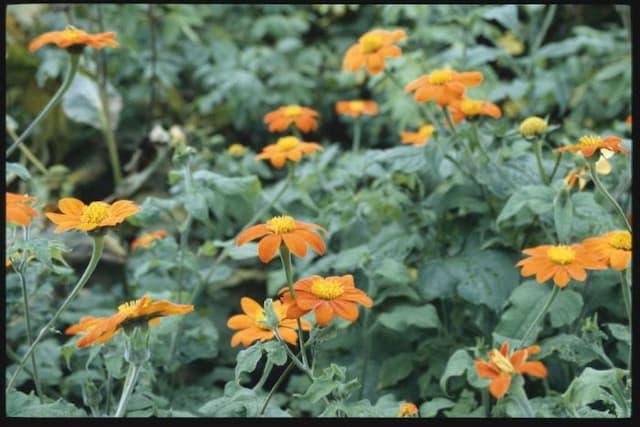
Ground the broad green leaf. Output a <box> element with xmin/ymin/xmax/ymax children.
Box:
<box><xmin>234</xmin><ymin>344</ymin><xmax>263</xmax><ymax>383</ymax></box>
<box><xmin>538</xmin><ymin>334</ymin><xmax>599</xmax><ymax>366</ymax></box>
<box><xmin>192</xmin><ymin>170</ymin><xmax>261</xmax><ymax>197</ymax></box>
<box><xmin>549</xmin><ymin>289</ymin><xmax>583</xmax><ymax>327</ymax></box>
<box><xmin>62</xmin><ymin>73</ymin><xmax>121</xmax><ymax>129</ymax></box>
<box><xmin>420</xmin><ymin>397</ymin><xmax>456</xmax><ymax>417</ymax></box>
<box><xmin>440</xmin><ymin>349</ymin><xmax>474</xmax><ymax>395</ymax></box>
<box><xmin>6</xmin><ymin>162</ymin><xmax>31</xmax><ymax>180</ymax></box>
<box><xmin>481</xmin><ymin>5</ymin><xmax>520</xmax><ymax>34</ymax></box>
<box><xmin>6</xmin><ymin>390</ymin><xmax>87</xmax><ymax>417</ymax></box>
<box><xmin>263</xmin><ymin>340</ymin><xmax>287</xmax><ymax>366</ymax></box>
<box><xmin>562</xmin><ymin>368</ymin><xmax>622</xmax><ymax>411</ymax></box>
<box><xmin>184</xmin><ymin>191</ymin><xmax>210</xmax><ymax>222</ymax></box>
<box><xmin>376</xmin><ymin>353</ymin><xmax>414</xmax><ymax>389</ymax></box>
<box><xmin>377</xmin><ymin>304</ymin><xmax>440</xmax><ymax>331</ymax></box>
<box><xmin>496</xmin><ymin>185</ymin><xmax>555</xmax><ymax>224</ymax></box>
<box><xmin>493</xmin><ymin>281</ymin><xmax>551</xmax><ymax>345</ymax></box>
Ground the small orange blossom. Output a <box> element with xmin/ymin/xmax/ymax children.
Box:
<box><xmin>255</xmin><ymin>136</ymin><xmax>323</xmax><ymax>169</ymax></box>
<box><xmin>45</xmin><ymin>198</ymin><xmax>140</xmax><ymax>233</ymax></box>
<box><xmin>335</xmin><ymin>100</ymin><xmax>378</xmax><ymax>118</ymax></box>
<box><xmin>405</xmin><ymin>68</ymin><xmax>483</xmax><ymax>106</ymax></box>
<box><xmin>582</xmin><ymin>231</ymin><xmax>632</xmax><ymax>271</ymax></box>
<box><xmin>342</xmin><ymin>29</ymin><xmax>407</xmax><ymax>75</ymax></box>
<box><xmin>29</xmin><ymin>25</ymin><xmax>119</xmax><ymax>52</ymax></box>
<box><xmin>263</xmin><ymin>105</ymin><xmax>319</xmax><ymax>133</ymax></box>
<box><xmin>6</xmin><ymin>192</ymin><xmax>38</xmax><ymax>226</ymax></box>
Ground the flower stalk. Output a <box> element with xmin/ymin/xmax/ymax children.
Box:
<box><xmin>17</xmin><ymin>266</ymin><xmax>44</xmax><ymax>400</ymax></box>
<box><xmin>588</xmin><ymin>159</ymin><xmax>632</xmax><ymax>232</ymax></box>
<box><xmin>620</xmin><ymin>269</ymin><xmax>632</xmax><ymax>368</ymax></box>
<box><xmin>352</xmin><ymin>116</ymin><xmax>362</xmax><ymax>153</ymax></box>
<box><xmin>534</xmin><ymin>139</ymin><xmax>550</xmax><ymax>185</ymax></box>
<box><xmin>519</xmin><ymin>285</ymin><xmax>560</xmax><ymax>346</ymax></box>
<box><xmin>509</xmin><ymin>376</ymin><xmax>535</xmax><ymax>417</ymax></box>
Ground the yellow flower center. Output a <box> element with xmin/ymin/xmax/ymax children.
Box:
<box><xmin>62</xmin><ymin>26</ymin><xmax>84</xmax><ymax>40</ymax></box>
<box><xmin>228</xmin><ymin>143</ymin><xmax>247</xmax><ymax>156</ymax></box>
<box><xmin>519</xmin><ymin>116</ymin><xmax>548</xmax><ymax>138</ymax></box>
<box><xmin>284</xmin><ymin>105</ymin><xmax>302</xmax><ymax>118</ymax></box>
<box><xmin>428</xmin><ymin>69</ymin><xmax>453</xmax><ymax>85</ymax></box>
<box><xmin>419</xmin><ymin>125</ymin><xmax>435</xmax><ymax>137</ymax></box>
<box><xmin>490</xmin><ymin>349</ymin><xmax>515</xmax><ymax>374</ymax></box>
<box><xmin>349</xmin><ymin>101</ymin><xmax>365</xmax><ymax>112</ymax></box>
<box><xmin>609</xmin><ymin>231</ymin><xmax>631</xmax><ymax>251</ymax></box>
<box><xmin>460</xmin><ymin>99</ymin><xmax>482</xmax><ymax>115</ymax></box>
<box><xmin>546</xmin><ymin>245</ymin><xmax>576</xmax><ymax>265</ymax></box>
<box><xmin>360</xmin><ymin>33</ymin><xmax>383</xmax><ymax>53</ymax></box>
<box><xmin>118</xmin><ymin>298</ymin><xmax>150</xmax><ymax>314</ymax></box>
<box><xmin>310</xmin><ymin>278</ymin><xmax>344</xmax><ymax>300</ymax></box>
<box><xmin>267</xmin><ymin>215</ymin><xmax>296</xmax><ymax>234</ymax></box>
<box><xmin>80</xmin><ymin>202</ymin><xmax>110</xmax><ymax>224</ymax></box>
<box><xmin>578</xmin><ymin>135</ymin><xmax>603</xmax><ymax>148</ymax></box>
<box><xmin>275</xmin><ymin>136</ymin><xmax>300</xmax><ymax>152</ymax></box>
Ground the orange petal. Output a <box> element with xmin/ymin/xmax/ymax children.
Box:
<box><xmin>227</xmin><ymin>314</ymin><xmax>255</xmax><ymax>330</ymax></box>
<box><xmin>314</xmin><ymin>301</ymin><xmax>334</xmax><ymax>326</ymax></box>
<box><xmin>489</xmin><ymin>374</ymin><xmax>512</xmax><ymax>399</ymax></box>
<box><xmin>278</xmin><ymin>327</ymin><xmax>299</xmax><ymax>345</ymax></box>
<box><xmin>240</xmin><ymin>297</ymin><xmax>263</xmax><ymax>317</ymax></box>
<box><xmin>295</xmin><ymin>229</ymin><xmax>325</xmax><ymax>255</ymax></box>
<box><xmin>517</xmin><ymin>361</ymin><xmax>547</xmax><ymax>378</ymax></box>
<box><xmin>330</xmin><ymin>299</ymin><xmax>359</xmax><ymax>321</ymax></box>
<box><xmin>58</xmin><ymin>198</ymin><xmax>85</xmax><ymax>215</ymax></box>
<box><xmin>475</xmin><ymin>359</ymin><xmax>499</xmax><ymax>379</ymax></box>
<box><xmin>257</xmin><ymin>234</ymin><xmax>282</xmax><ymax>263</ymax></box>
<box><xmin>237</xmin><ymin>224</ymin><xmax>270</xmax><ymax>246</ymax></box>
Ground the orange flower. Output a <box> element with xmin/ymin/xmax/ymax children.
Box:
<box><xmin>582</xmin><ymin>231</ymin><xmax>632</xmax><ymax>271</ymax></box>
<box><xmin>29</xmin><ymin>25</ymin><xmax>119</xmax><ymax>52</ymax></box>
<box><xmin>255</xmin><ymin>136</ymin><xmax>323</xmax><ymax>169</ymax></box>
<box><xmin>475</xmin><ymin>341</ymin><xmax>547</xmax><ymax>399</ymax></box>
<box><xmin>66</xmin><ymin>295</ymin><xmax>193</xmax><ymax>348</ymax></box>
<box><xmin>625</xmin><ymin>115</ymin><xmax>632</xmax><ymax>125</ymax></box>
<box><xmin>554</xmin><ymin>135</ymin><xmax>628</xmax><ymax>158</ymax></box>
<box><xmin>236</xmin><ymin>215</ymin><xmax>327</xmax><ymax>263</ymax></box>
<box><xmin>6</xmin><ymin>192</ymin><xmax>38</xmax><ymax>226</ymax></box>
<box><xmin>405</xmin><ymin>69</ymin><xmax>483</xmax><ymax>106</ymax></box>
<box><xmin>335</xmin><ymin>100</ymin><xmax>378</xmax><ymax>118</ymax></box>
<box><xmin>447</xmin><ymin>98</ymin><xmax>501</xmax><ymax>124</ymax></box>
<box><xmin>397</xmin><ymin>403</ymin><xmax>419</xmax><ymax>417</ymax></box>
<box><xmin>280</xmin><ymin>274</ymin><xmax>373</xmax><ymax>327</ymax></box>
<box><xmin>342</xmin><ymin>29</ymin><xmax>407</xmax><ymax>75</ymax></box>
<box><xmin>563</xmin><ymin>154</ymin><xmax>611</xmax><ymax>191</ymax></box>
<box><xmin>263</xmin><ymin>105</ymin><xmax>319</xmax><ymax>133</ymax></box>
<box><xmin>400</xmin><ymin>125</ymin><xmax>435</xmax><ymax>146</ymax></box>
<box><xmin>131</xmin><ymin>230</ymin><xmax>168</xmax><ymax>250</ymax></box>
<box><xmin>515</xmin><ymin>243</ymin><xmax>608</xmax><ymax>287</ymax></box>
<box><xmin>45</xmin><ymin>198</ymin><xmax>141</xmax><ymax>233</ymax></box>
<box><xmin>227</xmin><ymin>297</ymin><xmax>312</xmax><ymax>347</ymax></box>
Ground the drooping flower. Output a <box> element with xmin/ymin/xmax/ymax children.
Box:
<box><xmin>554</xmin><ymin>135</ymin><xmax>628</xmax><ymax>158</ymax></box>
<box><xmin>29</xmin><ymin>25</ymin><xmax>119</xmax><ymax>52</ymax></box>
<box><xmin>227</xmin><ymin>297</ymin><xmax>311</xmax><ymax>347</ymax></box>
<box><xmin>263</xmin><ymin>105</ymin><xmax>319</xmax><ymax>133</ymax></box>
<box><xmin>6</xmin><ymin>192</ymin><xmax>38</xmax><ymax>226</ymax></box>
<box><xmin>405</xmin><ymin>69</ymin><xmax>483</xmax><ymax>106</ymax></box>
<box><xmin>519</xmin><ymin>116</ymin><xmax>548</xmax><ymax>138</ymax></box>
<box><xmin>400</xmin><ymin>125</ymin><xmax>435</xmax><ymax>146</ymax></box>
<box><xmin>66</xmin><ymin>295</ymin><xmax>193</xmax><ymax>348</ymax></box>
<box><xmin>475</xmin><ymin>342</ymin><xmax>547</xmax><ymax>399</ymax></box>
<box><xmin>228</xmin><ymin>143</ymin><xmax>248</xmax><ymax>157</ymax></box>
<box><xmin>397</xmin><ymin>403</ymin><xmax>419</xmax><ymax>417</ymax></box>
<box><xmin>582</xmin><ymin>231</ymin><xmax>632</xmax><ymax>271</ymax></box>
<box><xmin>515</xmin><ymin>243</ymin><xmax>608</xmax><ymax>287</ymax></box>
<box><xmin>280</xmin><ymin>274</ymin><xmax>373</xmax><ymax>327</ymax></box>
<box><xmin>563</xmin><ymin>153</ymin><xmax>612</xmax><ymax>191</ymax></box>
<box><xmin>131</xmin><ymin>230</ymin><xmax>168</xmax><ymax>250</ymax></box>
<box><xmin>342</xmin><ymin>29</ymin><xmax>407</xmax><ymax>75</ymax></box>
<box><xmin>447</xmin><ymin>98</ymin><xmax>501</xmax><ymax>124</ymax></box>
<box><xmin>335</xmin><ymin>100</ymin><xmax>378</xmax><ymax>118</ymax></box>
<box><xmin>45</xmin><ymin>198</ymin><xmax>141</xmax><ymax>233</ymax></box>
<box><xmin>255</xmin><ymin>136</ymin><xmax>323</xmax><ymax>169</ymax></box>
<box><xmin>236</xmin><ymin>215</ymin><xmax>327</xmax><ymax>263</ymax></box>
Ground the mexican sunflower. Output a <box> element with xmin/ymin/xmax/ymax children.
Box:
<box><xmin>475</xmin><ymin>341</ymin><xmax>547</xmax><ymax>399</ymax></box>
<box><xmin>342</xmin><ymin>29</ymin><xmax>407</xmax><ymax>75</ymax></box>
<box><xmin>400</xmin><ymin>125</ymin><xmax>435</xmax><ymax>146</ymax></box>
<box><xmin>554</xmin><ymin>135</ymin><xmax>628</xmax><ymax>158</ymax></box>
<box><xmin>405</xmin><ymin>69</ymin><xmax>483</xmax><ymax>107</ymax></box>
<box><xmin>447</xmin><ymin>98</ymin><xmax>501</xmax><ymax>124</ymax></box>
<box><xmin>397</xmin><ymin>403</ymin><xmax>419</xmax><ymax>417</ymax></box>
<box><xmin>582</xmin><ymin>231</ymin><xmax>632</xmax><ymax>271</ymax></box>
<box><xmin>335</xmin><ymin>100</ymin><xmax>378</xmax><ymax>118</ymax></box>
<box><xmin>227</xmin><ymin>297</ymin><xmax>311</xmax><ymax>347</ymax></box>
<box><xmin>45</xmin><ymin>198</ymin><xmax>140</xmax><ymax>233</ymax></box>
<box><xmin>65</xmin><ymin>295</ymin><xmax>193</xmax><ymax>348</ymax></box>
<box><xmin>263</xmin><ymin>105</ymin><xmax>319</xmax><ymax>133</ymax></box>
<box><xmin>280</xmin><ymin>274</ymin><xmax>373</xmax><ymax>326</ymax></box>
<box><xmin>131</xmin><ymin>230</ymin><xmax>168</xmax><ymax>250</ymax></box>
<box><xmin>515</xmin><ymin>243</ymin><xmax>608</xmax><ymax>287</ymax></box>
<box><xmin>255</xmin><ymin>136</ymin><xmax>323</xmax><ymax>169</ymax></box>
<box><xmin>29</xmin><ymin>25</ymin><xmax>119</xmax><ymax>52</ymax></box>
<box><xmin>236</xmin><ymin>215</ymin><xmax>327</xmax><ymax>263</ymax></box>
<box><xmin>6</xmin><ymin>192</ymin><xmax>38</xmax><ymax>226</ymax></box>
<box><xmin>563</xmin><ymin>153</ymin><xmax>612</xmax><ymax>192</ymax></box>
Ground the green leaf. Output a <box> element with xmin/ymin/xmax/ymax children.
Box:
<box><xmin>549</xmin><ymin>289</ymin><xmax>583</xmax><ymax>327</ymax></box>
<box><xmin>497</xmin><ymin>185</ymin><xmax>555</xmax><ymax>225</ymax></box>
<box><xmin>263</xmin><ymin>340</ymin><xmax>287</xmax><ymax>366</ymax></box>
<box><xmin>562</xmin><ymin>367</ymin><xmax>621</xmax><ymax>409</ymax></box>
<box><xmin>376</xmin><ymin>353</ymin><xmax>414</xmax><ymax>389</ymax></box>
<box><xmin>62</xmin><ymin>73</ymin><xmax>121</xmax><ymax>130</ymax></box>
<box><xmin>538</xmin><ymin>334</ymin><xmax>600</xmax><ymax>366</ymax></box>
<box><xmin>234</xmin><ymin>344</ymin><xmax>263</xmax><ymax>383</ymax></box>
<box><xmin>605</xmin><ymin>323</ymin><xmax>630</xmax><ymax>345</ymax></box>
<box><xmin>373</xmin><ymin>258</ymin><xmax>412</xmax><ymax>286</ymax></box>
<box><xmin>297</xmin><ymin>363</ymin><xmax>350</xmax><ymax>403</ymax></box>
<box><xmin>6</xmin><ymin>390</ymin><xmax>87</xmax><ymax>417</ymax></box>
<box><xmin>184</xmin><ymin>191</ymin><xmax>209</xmax><ymax>222</ymax></box>
<box><xmin>420</xmin><ymin>397</ymin><xmax>456</xmax><ymax>417</ymax></box>
<box><xmin>481</xmin><ymin>5</ymin><xmax>520</xmax><ymax>34</ymax></box>
<box><xmin>440</xmin><ymin>349</ymin><xmax>475</xmax><ymax>395</ymax></box>
<box><xmin>377</xmin><ymin>304</ymin><xmax>440</xmax><ymax>331</ymax></box>
<box><xmin>493</xmin><ymin>281</ymin><xmax>551</xmax><ymax>345</ymax></box>
<box><xmin>192</xmin><ymin>170</ymin><xmax>261</xmax><ymax>198</ymax></box>
<box><xmin>6</xmin><ymin>162</ymin><xmax>31</xmax><ymax>180</ymax></box>
<box><xmin>553</xmin><ymin>187</ymin><xmax>573</xmax><ymax>243</ymax></box>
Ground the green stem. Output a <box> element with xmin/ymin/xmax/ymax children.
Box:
<box><xmin>471</xmin><ymin>122</ymin><xmax>492</xmax><ymax>164</ymax></box>
<box><xmin>520</xmin><ymin>285</ymin><xmax>560</xmax><ymax>346</ymax></box>
<box><xmin>279</xmin><ymin>246</ymin><xmax>309</xmax><ymax>368</ymax></box>
<box><xmin>7</xmin><ymin>54</ymin><xmax>80</xmax><ymax>157</ymax></box>
<box><xmin>527</xmin><ymin>4</ymin><xmax>557</xmax><ymax>78</ymax></box>
<box><xmin>352</xmin><ymin>116</ymin><xmax>362</xmax><ymax>153</ymax></box>
<box><xmin>589</xmin><ymin>160</ymin><xmax>632</xmax><ymax>232</ymax></box>
<box><xmin>357</xmin><ymin>309</ymin><xmax>371</xmax><ymax>400</ymax></box>
<box><xmin>272</xmin><ymin>327</ymin><xmax>312</xmax><ymax>376</ymax></box>
<box><xmin>510</xmin><ymin>381</ymin><xmax>535</xmax><ymax>417</ymax></box>
<box><xmin>176</xmin><ymin>160</ymin><xmax>194</xmax><ymax>303</ymax></box>
<box><xmin>547</xmin><ymin>152</ymin><xmax>562</xmax><ymax>183</ymax></box>
<box><xmin>534</xmin><ymin>139</ymin><xmax>549</xmax><ymax>185</ymax></box>
<box><xmin>98</xmin><ymin>79</ymin><xmax>123</xmax><ymax>187</ymax></box>
<box><xmin>6</xmin><ymin>235</ymin><xmax>105</xmax><ymax>392</ymax></box>
<box><xmin>259</xmin><ymin>359</ymin><xmax>295</xmax><ymax>415</ymax></box>
<box><xmin>482</xmin><ymin>388</ymin><xmax>491</xmax><ymax>417</ymax></box>
<box><xmin>620</xmin><ymin>270</ymin><xmax>632</xmax><ymax>369</ymax></box>
<box><xmin>17</xmin><ymin>268</ymin><xmax>44</xmax><ymax>400</ymax></box>
<box><xmin>442</xmin><ymin>107</ymin><xmax>457</xmax><ymax>135</ymax></box>
<box><xmin>6</xmin><ymin>126</ymin><xmax>48</xmax><ymax>175</ymax></box>
<box><xmin>253</xmin><ymin>360</ymin><xmax>273</xmax><ymax>391</ymax></box>
<box><xmin>114</xmin><ymin>362</ymin><xmax>142</xmax><ymax>417</ymax></box>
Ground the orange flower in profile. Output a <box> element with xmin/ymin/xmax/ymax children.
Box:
<box><xmin>447</xmin><ymin>98</ymin><xmax>501</xmax><ymax>124</ymax></box>
<box><xmin>263</xmin><ymin>105</ymin><xmax>319</xmax><ymax>133</ymax></box>
<box><xmin>515</xmin><ymin>243</ymin><xmax>607</xmax><ymax>287</ymax></box>
<box><xmin>342</xmin><ymin>29</ymin><xmax>407</xmax><ymax>75</ymax></box>
<box><xmin>255</xmin><ymin>136</ymin><xmax>323</xmax><ymax>169</ymax></box>
<box><xmin>227</xmin><ymin>297</ymin><xmax>311</xmax><ymax>347</ymax></box>
<box><xmin>563</xmin><ymin>154</ymin><xmax>611</xmax><ymax>191</ymax></box>
<box><xmin>582</xmin><ymin>231</ymin><xmax>632</xmax><ymax>271</ymax></box>
<box><xmin>397</xmin><ymin>403</ymin><xmax>419</xmax><ymax>417</ymax></box>
<box><xmin>131</xmin><ymin>230</ymin><xmax>168</xmax><ymax>250</ymax></box>
<box><xmin>45</xmin><ymin>198</ymin><xmax>140</xmax><ymax>233</ymax></box>
<box><xmin>237</xmin><ymin>215</ymin><xmax>327</xmax><ymax>263</ymax></box>
<box><xmin>335</xmin><ymin>100</ymin><xmax>378</xmax><ymax>118</ymax></box>
<box><xmin>66</xmin><ymin>295</ymin><xmax>193</xmax><ymax>348</ymax></box>
<box><xmin>280</xmin><ymin>274</ymin><xmax>373</xmax><ymax>327</ymax></box>
<box><xmin>29</xmin><ymin>25</ymin><xmax>119</xmax><ymax>52</ymax></box>
<box><xmin>400</xmin><ymin>125</ymin><xmax>435</xmax><ymax>146</ymax></box>
<box><xmin>554</xmin><ymin>135</ymin><xmax>628</xmax><ymax>158</ymax></box>
<box><xmin>405</xmin><ymin>69</ymin><xmax>483</xmax><ymax>106</ymax></box>
<box><xmin>6</xmin><ymin>192</ymin><xmax>38</xmax><ymax>226</ymax></box>
<box><xmin>475</xmin><ymin>341</ymin><xmax>547</xmax><ymax>399</ymax></box>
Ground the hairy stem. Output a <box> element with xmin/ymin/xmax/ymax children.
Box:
<box><xmin>17</xmin><ymin>267</ymin><xmax>44</xmax><ymax>400</ymax></box>
<box><xmin>589</xmin><ymin>160</ymin><xmax>632</xmax><ymax>232</ymax></box>
<box><xmin>534</xmin><ymin>139</ymin><xmax>550</xmax><ymax>185</ymax></box>
<box><xmin>520</xmin><ymin>285</ymin><xmax>559</xmax><ymax>346</ymax></box>
<box><xmin>279</xmin><ymin>246</ymin><xmax>309</xmax><ymax>368</ymax></box>
<box><xmin>352</xmin><ymin>116</ymin><xmax>362</xmax><ymax>153</ymax></box>
<box><xmin>114</xmin><ymin>363</ymin><xmax>142</xmax><ymax>417</ymax></box>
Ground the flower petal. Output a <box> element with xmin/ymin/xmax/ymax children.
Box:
<box><xmin>257</xmin><ymin>234</ymin><xmax>282</xmax><ymax>263</ymax></box>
